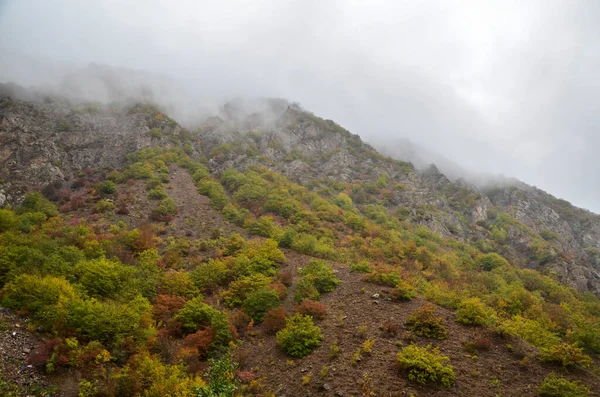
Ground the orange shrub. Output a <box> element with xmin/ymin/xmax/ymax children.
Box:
<box><xmin>295</xmin><ymin>300</ymin><xmax>327</xmax><ymax>320</ymax></box>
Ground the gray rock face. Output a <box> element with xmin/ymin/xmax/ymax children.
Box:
<box><xmin>0</xmin><ymin>97</ymin><xmax>187</xmax><ymax>202</ymax></box>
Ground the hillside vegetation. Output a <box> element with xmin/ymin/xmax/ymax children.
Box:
<box><xmin>0</xmin><ymin>94</ymin><xmax>600</xmax><ymax>396</ymax></box>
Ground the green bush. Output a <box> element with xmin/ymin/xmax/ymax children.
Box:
<box><xmin>195</xmin><ymin>352</ymin><xmax>239</xmax><ymax>397</ymax></box>
<box><xmin>350</xmin><ymin>261</ymin><xmax>371</xmax><ymax>273</ymax></box>
<box><xmin>98</xmin><ymin>181</ymin><xmax>117</xmax><ymax>195</ymax></box>
<box><xmin>0</xmin><ymin>209</ymin><xmax>18</xmax><ymax>232</ymax></box>
<box><xmin>294</xmin><ymin>276</ymin><xmax>321</xmax><ymax>302</ymax></box>
<box><xmin>17</xmin><ymin>212</ymin><xmax>47</xmax><ymax>232</ymax></box>
<box><xmin>405</xmin><ymin>304</ymin><xmax>448</xmax><ymax>340</ymax></box>
<box><xmin>538</xmin><ymin>373</ymin><xmax>589</xmax><ymax>397</ymax></box>
<box><xmin>499</xmin><ymin>316</ymin><xmax>561</xmax><ymax>349</ymax></box>
<box><xmin>248</xmin><ymin>215</ymin><xmax>276</xmax><ymax>238</ymax></box>
<box><xmin>197</xmin><ymin>180</ymin><xmax>228</xmax><ymax>210</ymax></box>
<box><xmin>298</xmin><ymin>260</ymin><xmax>340</xmax><ymax>293</ymax></box>
<box><xmin>154</xmin><ymin>198</ymin><xmax>177</xmax><ymax>216</ymax></box>
<box><xmin>1</xmin><ymin>274</ymin><xmax>78</xmax><ymax>329</ymax></box>
<box><xmin>174</xmin><ymin>297</ymin><xmax>231</xmax><ymax>347</ymax></box>
<box><xmin>276</xmin><ymin>314</ymin><xmax>323</xmax><ymax>358</ymax></box>
<box><xmin>396</xmin><ymin>344</ymin><xmax>455</xmax><ymax>387</ymax></box>
<box><xmin>222</xmin><ymin>274</ymin><xmax>272</xmax><ymax>307</ymax></box>
<box><xmin>17</xmin><ymin>192</ymin><xmax>58</xmax><ymax>217</ymax></box>
<box><xmin>148</xmin><ymin>186</ymin><xmax>167</xmax><ymax>200</ymax></box>
<box><xmin>539</xmin><ymin>343</ymin><xmax>592</xmax><ymax>369</ymax></box>
<box><xmin>456</xmin><ymin>297</ymin><xmax>493</xmax><ymax>326</ymax></box>
<box><xmin>241</xmin><ymin>288</ymin><xmax>281</xmax><ymax>322</ymax></box>
<box><xmin>95</xmin><ymin>199</ymin><xmax>115</xmax><ymax>213</ymax></box>
<box><xmin>160</xmin><ymin>270</ymin><xmax>200</xmax><ymax>299</ymax></box>
<box><xmin>74</xmin><ymin>257</ymin><xmax>136</xmax><ymax>299</ymax></box>
<box><xmin>477</xmin><ymin>252</ymin><xmax>509</xmax><ymax>271</ymax></box>
<box><xmin>191</xmin><ymin>259</ymin><xmax>229</xmax><ymax>292</ymax></box>
<box><xmin>392</xmin><ymin>279</ymin><xmax>417</xmax><ymax>301</ymax></box>
<box><xmin>66</xmin><ymin>295</ymin><xmax>150</xmax><ymax>343</ymax></box>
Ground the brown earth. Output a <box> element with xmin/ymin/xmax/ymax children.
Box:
<box><xmin>240</xmin><ymin>250</ymin><xmax>600</xmax><ymax>397</ymax></box>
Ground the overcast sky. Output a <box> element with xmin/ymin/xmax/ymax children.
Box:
<box><xmin>1</xmin><ymin>0</ymin><xmax>599</xmax><ymax>212</ymax></box>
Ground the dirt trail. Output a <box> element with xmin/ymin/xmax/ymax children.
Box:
<box><xmin>167</xmin><ymin>167</ymin><xmax>246</xmax><ymax>241</ymax></box>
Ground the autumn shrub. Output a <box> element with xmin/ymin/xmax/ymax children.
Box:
<box><xmin>241</xmin><ymin>288</ymin><xmax>281</xmax><ymax>322</ymax></box>
<box><xmin>263</xmin><ymin>307</ymin><xmax>287</xmax><ymax>334</ymax></box>
<box><xmin>381</xmin><ymin>320</ymin><xmax>400</xmax><ymax>337</ymax></box>
<box><xmin>182</xmin><ymin>327</ymin><xmax>215</xmax><ymax>360</ymax></box>
<box><xmin>295</xmin><ymin>299</ymin><xmax>327</xmax><ymax>320</ymax></box>
<box><xmin>539</xmin><ymin>343</ymin><xmax>592</xmax><ymax>369</ymax></box>
<box><xmin>148</xmin><ymin>294</ymin><xmax>183</xmax><ymax>325</ymax></box>
<box><xmin>228</xmin><ymin>309</ymin><xmax>253</xmax><ymax>338</ymax></box>
<box><xmin>456</xmin><ymin>297</ymin><xmax>494</xmax><ymax>326</ymax></box>
<box><xmin>396</xmin><ymin>344</ymin><xmax>455</xmax><ymax>387</ymax></box>
<box><xmin>276</xmin><ymin>314</ymin><xmax>323</xmax><ymax>358</ymax></box>
<box><xmin>277</xmin><ymin>269</ymin><xmax>293</xmax><ymax>287</ymax></box>
<box><xmin>538</xmin><ymin>373</ymin><xmax>589</xmax><ymax>397</ymax></box>
<box><xmin>405</xmin><ymin>304</ymin><xmax>448</xmax><ymax>340</ymax></box>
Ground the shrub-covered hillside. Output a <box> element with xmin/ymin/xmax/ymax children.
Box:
<box><xmin>1</xmin><ymin>95</ymin><xmax>600</xmax><ymax>396</ymax></box>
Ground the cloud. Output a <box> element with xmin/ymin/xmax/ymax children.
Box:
<box><xmin>1</xmin><ymin>0</ymin><xmax>599</xmax><ymax>211</ymax></box>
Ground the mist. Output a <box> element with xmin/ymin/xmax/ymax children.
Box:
<box><xmin>1</xmin><ymin>0</ymin><xmax>599</xmax><ymax>212</ymax></box>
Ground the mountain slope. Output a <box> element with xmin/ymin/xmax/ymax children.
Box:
<box><xmin>1</xmin><ymin>90</ymin><xmax>600</xmax><ymax>396</ymax></box>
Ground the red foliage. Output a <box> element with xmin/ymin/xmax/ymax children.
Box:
<box><xmin>237</xmin><ymin>370</ymin><xmax>256</xmax><ymax>384</ymax></box>
<box><xmin>474</xmin><ymin>337</ymin><xmax>491</xmax><ymax>351</ymax></box>
<box><xmin>262</xmin><ymin>307</ymin><xmax>287</xmax><ymax>334</ymax></box>
<box><xmin>116</xmin><ymin>202</ymin><xmax>130</xmax><ymax>215</ymax></box>
<box><xmin>381</xmin><ymin>320</ymin><xmax>400</xmax><ymax>337</ymax></box>
<box><xmin>295</xmin><ymin>299</ymin><xmax>327</xmax><ymax>320</ymax></box>
<box><xmin>86</xmin><ymin>214</ymin><xmax>101</xmax><ymax>222</ymax></box>
<box><xmin>182</xmin><ymin>327</ymin><xmax>215</xmax><ymax>359</ymax></box>
<box><xmin>271</xmin><ymin>282</ymin><xmax>287</xmax><ymax>300</ymax></box>
<box><xmin>132</xmin><ymin>223</ymin><xmax>159</xmax><ymax>252</ymax></box>
<box><xmin>150</xmin><ymin>213</ymin><xmax>174</xmax><ymax>222</ymax></box>
<box><xmin>229</xmin><ymin>310</ymin><xmax>253</xmax><ymax>339</ymax></box>
<box><xmin>72</xmin><ymin>178</ymin><xmax>87</xmax><ymax>189</ymax></box>
<box><xmin>70</xmin><ymin>194</ymin><xmax>87</xmax><ymax>209</ymax></box>
<box><xmin>277</xmin><ymin>270</ymin><xmax>293</xmax><ymax>287</ymax></box>
<box><xmin>152</xmin><ymin>294</ymin><xmax>188</xmax><ymax>324</ymax></box>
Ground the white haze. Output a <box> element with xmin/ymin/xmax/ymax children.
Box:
<box><xmin>1</xmin><ymin>0</ymin><xmax>599</xmax><ymax>212</ymax></box>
